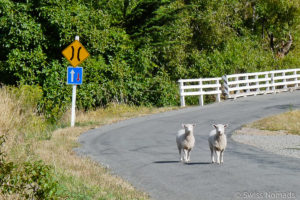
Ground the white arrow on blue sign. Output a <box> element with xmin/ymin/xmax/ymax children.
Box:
<box><xmin>67</xmin><ymin>66</ymin><xmax>83</xmax><ymax>85</ymax></box>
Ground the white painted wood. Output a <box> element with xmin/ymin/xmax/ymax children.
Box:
<box><xmin>178</xmin><ymin>78</ymin><xmax>222</xmax><ymax>107</ymax></box>
<box><xmin>294</xmin><ymin>70</ymin><xmax>299</xmax><ymax>88</ymax></box>
<box><xmin>180</xmin><ymin>69</ymin><xmax>300</xmax><ymax>105</ymax></box>
<box><xmin>179</xmin><ymin>80</ymin><xmax>185</xmax><ymax>107</ymax></box>
<box><xmin>199</xmin><ymin>80</ymin><xmax>203</xmax><ymax>106</ymax></box>
<box><xmin>222</xmin><ymin>69</ymin><xmax>300</xmax><ymax>99</ymax></box>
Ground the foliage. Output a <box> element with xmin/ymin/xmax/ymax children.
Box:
<box><xmin>10</xmin><ymin>85</ymin><xmax>43</xmax><ymax>111</ymax></box>
<box><xmin>0</xmin><ymin>135</ymin><xmax>59</xmax><ymax>199</ymax></box>
<box><xmin>1</xmin><ymin>85</ymin><xmax>169</xmax><ymax>200</ymax></box>
<box><xmin>0</xmin><ymin>0</ymin><xmax>300</xmax><ymax>120</ymax></box>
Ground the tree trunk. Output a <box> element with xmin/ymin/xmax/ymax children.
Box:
<box><xmin>277</xmin><ymin>33</ymin><xmax>293</xmax><ymax>58</ymax></box>
<box><xmin>268</xmin><ymin>32</ymin><xmax>274</xmax><ymax>52</ymax></box>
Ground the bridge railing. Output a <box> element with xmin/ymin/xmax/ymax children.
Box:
<box><xmin>222</xmin><ymin>68</ymin><xmax>300</xmax><ymax>99</ymax></box>
<box><xmin>271</xmin><ymin>69</ymin><xmax>300</xmax><ymax>93</ymax></box>
<box><xmin>222</xmin><ymin>71</ymin><xmax>272</xmax><ymax>99</ymax></box>
<box><xmin>179</xmin><ymin>68</ymin><xmax>300</xmax><ymax>107</ymax></box>
<box><xmin>178</xmin><ymin>78</ymin><xmax>222</xmax><ymax>107</ymax></box>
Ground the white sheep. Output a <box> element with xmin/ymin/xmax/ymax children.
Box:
<box><xmin>176</xmin><ymin>124</ymin><xmax>195</xmax><ymax>163</ymax></box>
<box><xmin>208</xmin><ymin>124</ymin><xmax>228</xmax><ymax>164</ymax></box>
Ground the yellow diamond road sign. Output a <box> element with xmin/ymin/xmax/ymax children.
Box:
<box><xmin>62</xmin><ymin>40</ymin><xmax>89</xmax><ymax>67</ymax></box>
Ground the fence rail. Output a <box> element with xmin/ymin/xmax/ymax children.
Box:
<box><xmin>178</xmin><ymin>78</ymin><xmax>222</xmax><ymax>107</ymax></box>
<box><xmin>223</xmin><ymin>68</ymin><xmax>300</xmax><ymax>99</ymax></box>
<box><xmin>179</xmin><ymin>68</ymin><xmax>300</xmax><ymax>107</ymax></box>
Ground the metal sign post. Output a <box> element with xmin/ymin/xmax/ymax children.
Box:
<box><xmin>71</xmin><ymin>36</ymin><xmax>79</xmax><ymax>127</ymax></box>
<box><xmin>67</xmin><ymin>66</ymin><xmax>83</xmax><ymax>127</ymax></box>
<box><xmin>71</xmin><ymin>84</ymin><xmax>77</xmax><ymax>127</ymax></box>
<box><xmin>62</xmin><ymin>35</ymin><xmax>89</xmax><ymax>127</ymax></box>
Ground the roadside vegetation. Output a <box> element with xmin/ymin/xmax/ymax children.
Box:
<box><xmin>1</xmin><ymin>0</ymin><xmax>300</xmax><ymax>198</ymax></box>
<box><xmin>0</xmin><ymin>85</ymin><xmax>176</xmax><ymax>199</ymax></box>
<box><xmin>1</xmin><ymin>0</ymin><xmax>300</xmax><ymax>121</ymax></box>
<box><xmin>248</xmin><ymin>109</ymin><xmax>300</xmax><ymax>135</ymax></box>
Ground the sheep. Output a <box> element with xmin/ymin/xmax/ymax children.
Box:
<box><xmin>176</xmin><ymin>124</ymin><xmax>195</xmax><ymax>163</ymax></box>
<box><xmin>208</xmin><ymin>124</ymin><xmax>228</xmax><ymax>164</ymax></box>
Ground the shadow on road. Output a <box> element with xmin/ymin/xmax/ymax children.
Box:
<box><xmin>185</xmin><ymin>162</ymin><xmax>211</xmax><ymax>165</ymax></box>
<box><xmin>153</xmin><ymin>161</ymin><xmax>211</xmax><ymax>165</ymax></box>
<box><xmin>153</xmin><ymin>161</ymin><xmax>180</xmax><ymax>164</ymax></box>
<box><xmin>264</xmin><ymin>104</ymin><xmax>300</xmax><ymax>110</ymax></box>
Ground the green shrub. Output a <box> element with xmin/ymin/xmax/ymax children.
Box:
<box><xmin>0</xmin><ymin>135</ymin><xmax>59</xmax><ymax>199</ymax></box>
<box><xmin>10</xmin><ymin>85</ymin><xmax>43</xmax><ymax>112</ymax></box>
<box><xmin>0</xmin><ymin>0</ymin><xmax>299</xmax><ymax>121</ymax></box>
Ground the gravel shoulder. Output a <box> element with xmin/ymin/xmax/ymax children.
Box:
<box><xmin>232</xmin><ymin>127</ymin><xmax>300</xmax><ymax>159</ymax></box>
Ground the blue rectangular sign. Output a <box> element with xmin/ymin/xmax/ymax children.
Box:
<box><xmin>67</xmin><ymin>66</ymin><xmax>83</xmax><ymax>85</ymax></box>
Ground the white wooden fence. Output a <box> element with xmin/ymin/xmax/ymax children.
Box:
<box><xmin>178</xmin><ymin>78</ymin><xmax>222</xmax><ymax>107</ymax></box>
<box><xmin>223</xmin><ymin>68</ymin><xmax>300</xmax><ymax>99</ymax></box>
<box><xmin>179</xmin><ymin>68</ymin><xmax>300</xmax><ymax>107</ymax></box>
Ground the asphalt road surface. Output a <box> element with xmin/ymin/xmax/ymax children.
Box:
<box><xmin>77</xmin><ymin>91</ymin><xmax>300</xmax><ymax>200</ymax></box>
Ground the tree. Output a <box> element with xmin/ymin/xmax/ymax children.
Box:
<box><xmin>242</xmin><ymin>0</ymin><xmax>300</xmax><ymax>57</ymax></box>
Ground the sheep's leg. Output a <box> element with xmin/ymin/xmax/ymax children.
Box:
<box><xmin>183</xmin><ymin>149</ymin><xmax>188</xmax><ymax>163</ymax></box>
<box><xmin>216</xmin><ymin>151</ymin><xmax>221</xmax><ymax>164</ymax></box>
<box><xmin>187</xmin><ymin>149</ymin><xmax>191</xmax><ymax>162</ymax></box>
<box><xmin>178</xmin><ymin>148</ymin><xmax>183</xmax><ymax>162</ymax></box>
<box><xmin>210</xmin><ymin>147</ymin><xmax>215</xmax><ymax>163</ymax></box>
<box><xmin>220</xmin><ymin>150</ymin><xmax>224</xmax><ymax>164</ymax></box>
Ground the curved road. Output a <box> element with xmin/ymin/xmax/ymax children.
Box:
<box><xmin>77</xmin><ymin>91</ymin><xmax>300</xmax><ymax>200</ymax></box>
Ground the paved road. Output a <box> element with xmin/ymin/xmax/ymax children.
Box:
<box><xmin>77</xmin><ymin>91</ymin><xmax>300</xmax><ymax>200</ymax></box>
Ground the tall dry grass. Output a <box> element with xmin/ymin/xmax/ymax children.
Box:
<box><xmin>34</xmin><ymin>103</ymin><xmax>176</xmax><ymax>199</ymax></box>
<box><xmin>250</xmin><ymin>110</ymin><xmax>300</xmax><ymax>135</ymax></box>
<box><xmin>61</xmin><ymin>102</ymin><xmax>174</xmax><ymax>126</ymax></box>
<box><xmin>0</xmin><ymin>86</ymin><xmax>47</xmax><ymax>163</ymax></box>
<box><xmin>0</xmin><ymin>87</ymin><xmax>28</xmax><ymax>160</ymax></box>
<box><xmin>1</xmin><ymin>86</ymin><xmax>177</xmax><ymax>199</ymax></box>
<box><xmin>0</xmin><ymin>87</ymin><xmax>22</xmax><ymax>135</ymax></box>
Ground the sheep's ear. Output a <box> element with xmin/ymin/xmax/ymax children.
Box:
<box><xmin>212</xmin><ymin>124</ymin><xmax>217</xmax><ymax>128</ymax></box>
<box><xmin>193</xmin><ymin>124</ymin><xmax>196</xmax><ymax>127</ymax></box>
<box><xmin>182</xmin><ymin>124</ymin><xmax>185</xmax><ymax>128</ymax></box>
<box><xmin>224</xmin><ymin>124</ymin><xmax>228</xmax><ymax>128</ymax></box>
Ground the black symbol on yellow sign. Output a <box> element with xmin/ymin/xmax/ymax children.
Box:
<box><xmin>62</xmin><ymin>40</ymin><xmax>89</xmax><ymax>67</ymax></box>
<box><xmin>70</xmin><ymin>46</ymin><xmax>82</xmax><ymax>61</ymax></box>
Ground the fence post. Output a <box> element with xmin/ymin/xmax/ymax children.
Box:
<box><xmin>222</xmin><ymin>75</ymin><xmax>229</xmax><ymax>99</ymax></box>
<box><xmin>245</xmin><ymin>75</ymin><xmax>250</xmax><ymax>94</ymax></box>
<box><xmin>283</xmin><ymin>72</ymin><xmax>287</xmax><ymax>90</ymax></box>
<box><xmin>216</xmin><ymin>79</ymin><xmax>221</xmax><ymax>103</ymax></box>
<box><xmin>234</xmin><ymin>76</ymin><xmax>239</xmax><ymax>98</ymax></box>
<box><xmin>254</xmin><ymin>75</ymin><xmax>259</xmax><ymax>95</ymax></box>
<box><xmin>199</xmin><ymin>80</ymin><xmax>204</xmax><ymax>106</ymax></box>
<box><xmin>270</xmin><ymin>72</ymin><xmax>275</xmax><ymax>93</ymax></box>
<box><xmin>179</xmin><ymin>80</ymin><xmax>185</xmax><ymax>107</ymax></box>
<box><xmin>295</xmin><ymin>70</ymin><xmax>299</xmax><ymax>88</ymax></box>
<box><xmin>265</xmin><ymin>73</ymin><xmax>270</xmax><ymax>93</ymax></box>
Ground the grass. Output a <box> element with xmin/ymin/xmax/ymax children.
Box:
<box><xmin>249</xmin><ymin>109</ymin><xmax>300</xmax><ymax>135</ymax></box>
<box><xmin>284</xmin><ymin>147</ymin><xmax>300</xmax><ymax>150</ymax></box>
<box><xmin>0</xmin><ymin>86</ymin><xmax>178</xmax><ymax>199</ymax></box>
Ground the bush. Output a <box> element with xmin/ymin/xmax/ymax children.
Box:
<box><xmin>0</xmin><ymin>135</ymin><xmax>59</xmax><ymax>199</ymax></box>
<box><xmin>0</xmin><ymin>0</ymin><xmax>299</xmax><ymax>121</ymax></box>
<box><xmin>10</xmin><ymin>85</ymin><xmax>43</xmax><ymax>112</ymax></box>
